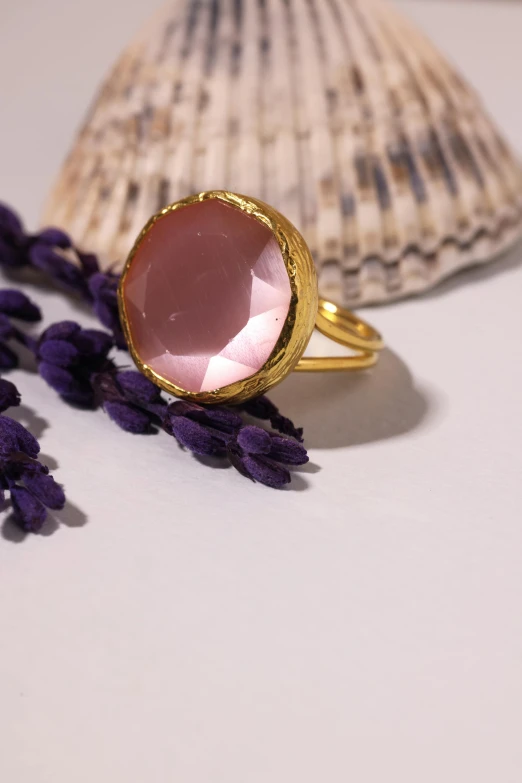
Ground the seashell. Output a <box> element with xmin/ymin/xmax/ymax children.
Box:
<box><xmin>42</xmin><ymin>0</ymin><xmax>522</xmax><ymax>305</ymax></box>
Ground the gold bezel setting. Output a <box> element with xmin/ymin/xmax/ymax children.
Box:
<box><xmin>117</xmin><ymin>190</ymin><xmax>318</xmax><ymax>405</ymax></box>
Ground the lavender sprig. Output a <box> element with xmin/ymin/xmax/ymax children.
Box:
<box><xmin>37</xmin><ymin>320</ymin><xmax>113</xmax><ymax>406</ymax></box>
<box><xmin>88</xmin><ymin>272</ymin><xmax>125</xmax><ymax>348</ymax></box>
<box><xmin>0</xmin><ymin>289</ymin><xmax>41</xmax><ymax>370</ymax></box>
<box><xmin>92</xmin><ymin>368</ymin><xmax>167</xmax><ymax>433</ymax></box>
<box><xmin>0</xmin><ymin>203</ymin><xmax>122</xmax><ymax>345</ymax></box>
<box><xmin>106</xmin><ymin>374</ymin><xmax>309</xmax><ymax>486</ymax></box>
<box><xmin>0</xmin><ymin>377</ymin><xmax>65</xmax><ymax>532</ymax></box>
<box><xmin>5</xmin><ymin>309</ymin><xmax>307</xmax><ymax>488</ymax></box>
<box><xmin>237</xmin><ymin>395</ymin><xmax>304</xmax><ymax>442</ymax></box>
<box><xmin>96</xmin><ymin>364</ymin><xmax>309</xmax><ymax>486</ymax></box>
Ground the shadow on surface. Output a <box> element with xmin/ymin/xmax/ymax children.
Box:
<box><xmin>1</xmin><ymin>512</ymin><xmax>26</xmax><ymax>543</ymax></box>
<box><xmin>54</xmin><ymin>500</ymin><xmax>89</xmax><ymax>529</ymax></box>
<box><xmin>7</xmin><ymin>403</ymin><xmax>48</xmax><ymax>439</ymax></box>
<box><xmin>285</xmin><ymin>461</ymin><xmax>321</xmax><ymax>492</ymax></box>
<box><xmin>194</xmin><ymin>454</ymin><xmax>231</xmax><ymax>470</ymax></box>
<box><xmin>39</xmin><ymin>500</ymin><xmax>89</xmax><ymax>536</ymax></box>
<box><xmin>1</xmin><ymin>499</ymin><xmax>88</xmax><ymax>542</ymax></box>
<box><xmin>270</xmin><ymin>347</ymin><xmax>431</xmax><ymax>450</ymax></box>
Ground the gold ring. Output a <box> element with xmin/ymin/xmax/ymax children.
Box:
<box><xmin>117</xmin><ymin>191</ymin><xmax>383</xmax><ymax>404</ymax></box>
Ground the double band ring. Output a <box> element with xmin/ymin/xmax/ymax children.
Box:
<box><xmin>117</xmin><ymin>191</ymin><xmax>383</xmax><ymax>404</ymax></box>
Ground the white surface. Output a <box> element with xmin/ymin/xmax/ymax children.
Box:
<box><xmin>0</xmin><ymin>1</ymin><xmax>522</xmax><ymax>781</ymax></box>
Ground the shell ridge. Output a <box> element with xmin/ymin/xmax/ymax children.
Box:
<box><xmin>41</xmin><ymin>0</ymin><xmax>522</xmax><ymax>305</ymax></box>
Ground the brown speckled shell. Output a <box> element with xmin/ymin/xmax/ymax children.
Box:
<box><xmin>43</xmin><ymin>0</ymin><xmax>522</xmax><ymax>305</ymax></box>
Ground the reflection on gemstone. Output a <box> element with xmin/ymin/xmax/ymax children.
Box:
<box><xmin>123</xmin><ymin>198</ymin><xmax>292</xmax><ymax>392</ymax></box>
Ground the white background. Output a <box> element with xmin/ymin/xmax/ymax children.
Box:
<box><xmin>0</xmin><ymin>1</ymin><xmax>521</xmax><ymax>781</ymax></box>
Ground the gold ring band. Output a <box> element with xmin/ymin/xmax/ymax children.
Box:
<box><xmin>295</xmin><ymin>299</ymin><xmax>384</xmax><ymax>372</ymax></box>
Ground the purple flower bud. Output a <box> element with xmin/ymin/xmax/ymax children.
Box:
<box><xmin>0</xmin><ymin>289</ymin><xmax>41</xmax><ymax>322</ymax></box>
<box><xmin>240</xmin><ymin>454</ymin><xmax>291</xmax><ymax>489</ymax></box>
<box><xmin>237</xmin><ymin>425</ymin><xmax>271</xmax><ymax>454</ymax></box>
<box><xmin>0</xmin><ymin>313</ymin><xmax>13</xmax><ymax>340</ymax></box>
<box><xmin>269</xmin><ymin>436</ymin><xmax>309</xmax><ymax>466</ymax></box>
<box><xmin>39</xmin><ymin>339</ymin><xmax>79</xmax><ymax>367</ymax></box>
<box><xmin>116</xmin><ymin>371</ymin><xmax>161</xmax><ymax>405</ymax></box>
<box><xmin>10</xmin><ymin>485</ymin><xmax>47</xmax><ymax>532</ymax></box>
<box><xmin>104</xmin><ymin>400</ymin><xmax>152</xmax><ymax>433</ymax></box>
<box><xmin>89</xmin><ymin>273</ymin><xmax>124</xmax><ymax>346</ymax></box>
<box><xmin>0</xmin><ymin>342</ymin><xmax>18</xmax><ymax>371</ymax></box>
<box><xmin>41</xmin><ymin>320</ymin><xmax>81</xmax><ymax>341</ymax></box>
<box><xmin>27</xmin><ymin>244</ymin><xmax>60</xmax><ymax>274</ymax></box>
<box><xmin>0</xmin><ymin>203</ymin><xmax>24</xmax><ymax>238</ymax></box>
<box><xmin>0</xmin><ymin>205</ymin><xmax>27</xmax><ymax>268</ymax></box>
<box><xmin>73</xmin><ymin>328</ymin><xmax>113</xmax><ymax>358</ymax></box>
<box><xmin>88</xmin><ymin>272</ymin><xmax>111</xmax><ymax>299</ymax></box>
<box><xmin>242</xmin><ymin>395</ymin><xmax>278</xmax><ymax>419</ymax></box>
<box><xmin>29</xmin><ymin>245</ymin><xmax>86</xmax><ymax>292</ymax></box>
<box><xmin>199</xmin><ymin>406</ymin><xmax>243</xmax><ymax>432</ymax></box>
<box><xmin>0</xmin><ymin>236</ymin><xmax>20</xmax><ymax>267</ymax></box>
<box><xmin>0</xmin><ymin>378</ymin><xmax>21</xmax><ymax>412</ymax></box>
<box><xmin>167</xmin><ymin>400</ymin><xmax>242</xmax><ymax>433</ymax></box>
<box><xmin>7</xmin><ymin>454</ymin><xmax>48</xmax><ymax>480</ymax></box>
<box><xmin>76</xmin><ymin>251</ymin><xmax>99</xmax><ymax>278</ymax></box>
<box><xmin>0</xmin><ymin>416</ymin><xmax>40</xmax><ymax>458</ymax></box>
<box><xmin>63</xmin><ymin>387</ymin><xmax>95</xmax><ymax>406</ymax></box>
<box><xmin>227</xmin><ymin>446</ymin><xmax>252</xmax><ymax>479</ymax></box>
<box><xmin>23</xmin><ymin>471</ymin><xmax>66</xmax><ymax>510</ymax></box>
<box><xmin>39</xmin><ymin>361</ymin><xmax>78</xmax><ymax>395</ymax></box>
<box><xmin>39</xmin><ymin>361</ymin><xmax>93</xmax><ymax>405</ymax></box>
<box><xmin>144</xmin><ymin>401</ymin><xmax>168</xmax><ymax>420</ymax></box>
<box><xmin>238</xmin><ymin>395</ymin><xmax>303</xmax><ymax>441</ymax></box>
<box><xmin>168</xmin><ymin>416</ymin><xmax>228</xmax><ymax>456</ymax></box>
<box><xmin>89</xmin><ymin>272</ymin><xmax>119</xmax><ymax>305</ymax></box>
<box><xmin>36</xmin><ymin>227</ymin><xmax>72</xmax><ymax>249</ymax></box>
<box><xmin>92</xmin><ymin>299</ymin><xmax>114</xmax><ymax>330</ymax></box>
<box><xmin>90</xmin><ymin>369</ymin><xmax>119</xmax><ymax>401</ymax></box>
<box><xmin>167</xmin><ymin>400</ymin><xmax>204</xmax><ymax>418</ymax></box>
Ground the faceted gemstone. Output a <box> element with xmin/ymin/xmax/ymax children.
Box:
<box><xmin>123</xmin><ymin>198</ymin><xmax>292</xmax><ymax>393</ymax></box>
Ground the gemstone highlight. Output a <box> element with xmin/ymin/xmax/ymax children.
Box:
<box><xmin>123</xmin><ymin>198</ymin><xmax>292</xmax><ymax>393</ymax></box>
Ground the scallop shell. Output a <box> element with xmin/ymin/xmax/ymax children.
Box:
<box><xmin>43</xmin><ymin>0</ymin><xmax>522</xmax><ymax>305</ymax></box>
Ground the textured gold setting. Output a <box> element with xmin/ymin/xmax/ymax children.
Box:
<box><xmin>118</xmin><ymin>191</ymin><xmax>383</xmax><ymax>405</ymax></box>
<box><xmin>118</xmin><ymin>190</ymin><xmax>318</xmax><ymax>404</ymax></box>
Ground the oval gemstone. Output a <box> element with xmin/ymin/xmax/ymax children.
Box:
<box><xmin>123</xmin><ymin>198</ymin><xmax>292</xmax><ymax>393</ymax></box>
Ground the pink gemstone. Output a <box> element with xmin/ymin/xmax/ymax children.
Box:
<box><xmin>123</xmin><ymin>198</ymin><xmax>292</xmax><ymax>393</ymax></box>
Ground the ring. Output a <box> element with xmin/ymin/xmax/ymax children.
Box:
<box><xmin>117</xmin><ymin>191</ymin><xmax>383</xmax><ymax>404</ymax></box>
